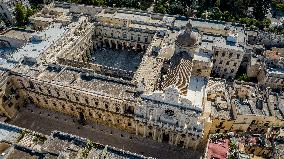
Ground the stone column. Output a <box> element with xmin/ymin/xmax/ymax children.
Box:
<box><xmin>143</xmin><ymin>125</ymin><xmax>147</xmax><ymax>138</ymax></box>
<box><xmin>175</xmin><ymin>134</ymin><xmax>179</xmax><ymax>146</ymax></box>
<box><xmin>153</xmin><ymin>129</ymin><xmax>157</xmax><ymax>140</ymax></box>
<box><xmin>160</xmin><ymin>130</ymin><xmax>164</xmax><ymax>143</ymax></box>
<box><xmin>186</xmin><ymin>136</ymin><xmax>190</xmax><ymax>149</ymax></box>
<box><xmin>122</xmin><ymin>42</ymin><xmax>125</xmax><ymax>50</ymax></box>
<box><xmin>109</xmin><ymin>40</ymin><xmax>112</xmax><ymax>49</ymax></box>
<box><xmin>115</xmin><ymin>41</ymin><xmax>118</xmax><ymax>50</ymax></box>
<box><xmin>169</xmin><ymin>133</ymin><xmax>174</xmax><ymax>145</ymax></box>
<box><xmin>134</xmin><ymin>43</ymin><xmax>137</xmax><ymax>51</ymax></box>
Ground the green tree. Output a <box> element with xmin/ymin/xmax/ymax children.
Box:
<box><xmin>198</xmin><ymin>0</ymin><xmax>215</xmax><ymax>10</ymax></box>
<box><xmin>275</xmin><ymin>3</ymin><xmax>284</xmax><ymax>11</ymax></box>
<box><xmin>25</xmin><ymin>8</ymin><xmax>35</xmax><ymax>23</ymax></box>
<box><xmin>184</xmin><ymin>0</ymin><xmax>193</xmax><ymax>7</ymax></box>
<box><xmin>237</xmin><ymin>74</ymin><xmax>251</xmax><ymax>82</ymax></box>
<box><xmin>211</xmin><ymin>7</ymin><xmax>222</xmax><ymax>20</ymax></box>
<box><xmin>262</xmin><ymin>18</ymin><xmax>272</xmax><ymax>28</ymax></box>
<box><xmin>253</xmin><ymin>0</ymin><xmax>271</xmax><ymax>20</ymax></box>
<box><xmin>154</xmin><ymin>0</ymin><xmax>168</xmax><ymax>14</ymax></box>
<box><xmin>15</xmin><ymin>3</ymin><xmax>27</xmax><ymax>26</ymax></box>
<box><xmin>201</xmin><ymin>10</ymin><xmax>211</xmax><ymax>19</ymax></box>
<box><xmin>71</xmin><ymin>0</ymin><xmax>106</xmax><ymax>6</ymax></box>
<box><xmin>222</xmin><ymin>11</ymin><xmax>233</xmax><ymax>22</ymax></box>
<box><xmin>168</xmin><ymin>0</ymin><xmax>186</xmax><ymax>15</ymax></box>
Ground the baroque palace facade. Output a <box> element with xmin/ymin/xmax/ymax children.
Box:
<box><xmin>0</xmin><ymin>2</ymin><xmax>283</xmax><ymax>155</ymax></box>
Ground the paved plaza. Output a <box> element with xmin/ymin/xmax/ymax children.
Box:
<box><xmin>8</xmin><ymin>105</ymin><xmax>202</xmax><ymax>159</ymax></box>
<box><xmin>91</xmin><ymin>48</ymin><xmax>144</xmax><ymax>72</ymax></box>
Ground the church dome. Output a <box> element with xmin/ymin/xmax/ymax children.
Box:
<box><xmin>176</xmin><ymin>23</ymin><xmax>199</xmax><ymax>47</ymax></box>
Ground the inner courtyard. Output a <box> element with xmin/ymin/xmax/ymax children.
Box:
<box><xmin>91</xmin><ymin>48</ymin><xmax>144</xmax><ymax>72</ymax></box>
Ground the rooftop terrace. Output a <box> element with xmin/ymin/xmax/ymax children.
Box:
<box><xmin>11</xmin><ymin>23</ymin><xmax>67</xmax><ymax>62</ymax></box>
<box><xmin>210</xmin><ymin>101</ymin><xmax>232</xmax><ymax>119</ymax></box>
<box><xmin>35</xmin><ymin>66</ymin><xmax>137</xmax><ymax>100</ymax></box>
<box><xmin>0</xmin><ymin>23</ymin><xmax>68</xmax><ymax>70</ymax></box>
<box><xmin>202</xmin><ymin>34</ymin><xmax>245</xmax><ymax>52</ymax></box>
<box><xmin>233</xmin><ymin>99</ymin><xmax>253</xmax><ymax>116</ymax></box>
<box><xmin>0</xmin><ymin>29</ymin><xmax>33</xmax><ymax>41</ymax></box>
<box><xmin>0</xmin><ymin>122</ymin><xmax>22</xmax><ymax>143</ymax></box>
<box><xmin>186</xmin><ymin>76</ymin><xmax>207</xmax><ymax>109</ymax></box>
<box><xmin>5</xmin><ymin>145</ymin><xmax>57</xmax><ymax>159</ymax></box>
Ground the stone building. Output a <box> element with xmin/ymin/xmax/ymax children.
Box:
<box><xmin>248</xmin><ymin>31</ymin><xmax>284</xmax><ymax>48</ymax></box>
<box><xmin>0</xmin><ymin>122</ymin><xmax>151</xmax><ymax>158</ymax></box>
<box><xmin>0</xmin><ymin>3</ymin><xmax>215</xmax><ymax>151</ymax></box>
<box><xmin>203</xmin><ymin>78</ymin><xmax>233</xmax><ymax>135</ymax></box>
<box><xmin>189</xmin><ymin>19</ymin><xmax>247</xmax><ymax>80</ymax></box>
<box><xmin>29</xmin><ymin>3</ymin><xmax>71</xmax><ymax>30</ymax></box>
<box><xmin>257</xmin><ymin>49</ymin><xmax>284</xmax><ymax>88</ymax></box>
<box><xmin>0</xmin><ymin>2</ymin><xmax>282</xmax><ymax>155</ymax></box>
<box><xmin>247</xmin><ymin>48</ymin><xmax>284</xmax><ymax>88</ymax></box>
<box><xmin>0</xmin><ymin>0</ymin><xmax>30</xmax><ymax>24</ymax></box>
<box><xmin>202</xmin><ymin>80</ymin><xmax>284</xmax><ymax>144</ymax></box>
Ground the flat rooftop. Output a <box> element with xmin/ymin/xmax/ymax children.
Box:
<box><xmin>267</xmin><ymin>66</ymin><xmax>284</xmax><ymax>75</ymax></box>
<box><xmin>186</xmin><ymin>76</ymin><xmax>207</xmax><ymax>109</ymax></box>
<box><xmin>4</xmin><ymin>145</ymin><xmax>58</xmax><ymax>159</ymax></box>
<box><xmin>0</xmin><ymin>29</ymin><xmax>33</xmax><ymax>41</ymax></box>
<box><xmin>11</xmin><ymin>23</ymin><xmax>68</xmax><ymax>61</ymax></box>
<box><xmin>71</xmin><ymin>73</ymin><xmax>136</xmax><ymax>100</ymax></box>
<box><xmin>97</xmin><ymin>10</ymin><xmax>188</xmax><ymax>30</ymax></box>
<box><xmin>193</xmin><ymin>52</ymin><xmax>211</xmax><ymax>62</ymax></box>
<box><xmin>0</xmin><ymin>23</ymin><xmax>67</xmax><ymax>70</ymax></box>
<box><xmin>202</xmin><ymin>34</ymin><xmax>244</xmax><ymax>52</ymax></box>
<box><xmin>234</xmin><ymin>99</ymin><xmax>253</xmax><ymax>115</ymax></box>
<box><xmin>36</xmin><ymin>67</ymin><xmax>137</xmax><ymax>100</ymax></box>
<box><xmin>98</xmin><ymin>11</ymin><xmax>165</xmax><ymax>25</ymax></box>
<box><xmin>210</xmin><ymin>102</ymin><xmax>232</xmax><ymax>119</ymax></box>
<box><xmin>0</xmin><ymin>122</ymin><xmax>22</xmax><ymax>143</ymax></box>
<box><xmin>190</xmin><ymin>18</ymin><xmax>246</xmax><ymax>41</ymax></box>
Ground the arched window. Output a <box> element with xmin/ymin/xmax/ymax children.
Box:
<box><xmin>125</xmin><ymin>105</ymin><xmax>134</xmax><ymax>114</ymax></box>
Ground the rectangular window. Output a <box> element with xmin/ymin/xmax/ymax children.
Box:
<box><xmin>29</xmin><ymin>81</ymin><xmax>35</xmax><ymax>89</ymax></box>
